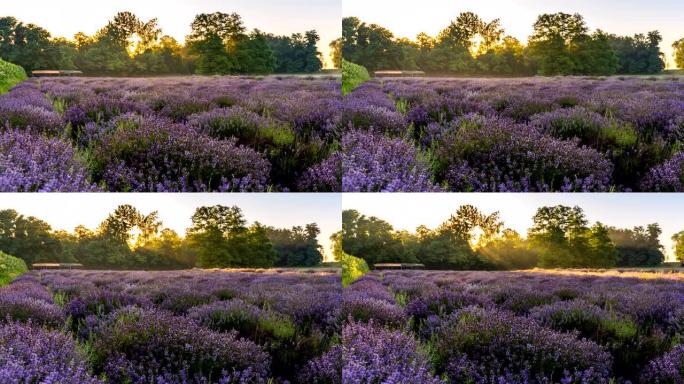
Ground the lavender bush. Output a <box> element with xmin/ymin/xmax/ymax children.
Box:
<box><xmin>1</xmin><ymin>76</ymin><xmax>342</xmax><ymax>191</ymax></box>
<box><xmin>1</xmin><ymin>269</ymin><xmax>342</xmax><ymax>384</ymax></box>
<box><xmin>345</xmin><ymin>76</ymin><xmax>684</xmax><ymax>191</ymax></box>
<box><xmin>343</xmin><ymin>270</ymin><xmax>684</xmax><ymax>383</ymax></box>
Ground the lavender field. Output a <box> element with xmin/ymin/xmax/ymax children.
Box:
<box><xmin>343</xmin><ymin>270</ymin><xmax>684</xmax><ymax>383</ymax></box>
<box><xmin>0</xmin><ymin>76</ymin><xmax>341</xmax><ymax>192</ymax></box>
<box><xmin>344</xmin><ymin>76</ymin><xmax>684</xmax><ymax>192</ymax></box>
<box><xmin>0</xmin><ymin>269</ymin><xmax>342</xmax><ymax>383</ymax></box>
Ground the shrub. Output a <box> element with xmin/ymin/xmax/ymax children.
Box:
<box><xmin>340</xmin><ymin>252</ymin><xmax>370</xmax><ymax>287</ymax></box>
<box><xmin>0</xmin><ymin>59</ymin><xmax>27</xmax><ymax>94</ymax></box>
<box><xmin>433</xmin><ymin>307</ymin><xmax>612</xmax><ymax>383</ymax></box>
<box><xmin>341</xmin><ymin>130</ymin><xmax>442</xmax><ymax>192</ymax></box>
<box><xmin>342</xmin><ymin>60</ymin><xmax>371</xmax><ymax>95</ymax></box>
<box><xmin>188</xmin><ymin>299</ymin><xmax>296</xmax><ymax>343</ymax></box>
<box><xmin>92</xmin><ymin>306</ymin><xmax>271</xmax><ymax>383</ymax></box>
<box><xmin>0</xmin><ymin>322</ymin><xmax>102</xmax><ymax>383</ymax></box>
<box><xmin>0</xmin><ymin>251</ymin><xmax>27</xmax><ymax>286</ymax></box>
<box><xmin>342</xmin><ymin>321</ymin><xmax>444</xmax><ymax>384</ymax></box>
<box><xmin>434</xmin><ymin>114</ymin><xmax>613</xmax><ymax>191</ymax></box>
<box><xmin>298</xmin><ymin>345</ymin><xmax>342</xmax><ymax>384</ymax></box>
<box><xmin>0</xmin><ymin>129</ymin><xmax>97</xmax><ymax>192</ymax></box>
<box><xmin>91</xmin><ymin>114</ymin><xmax>270</xmax><ymax>191</ymax></box>
<box><xmin>0</xmin><ymin>292</ymin><xmax>65</xmax><ymax>328</ymax></box>
<box><xmin>641</xmin><ymin>344</ymin><xmax>684</xmax><ymax>383</ymax></box>
<box><xmin>340</xmin><ymin>291</ymin><xmax>406</xmax><ymax>327</ymax></box>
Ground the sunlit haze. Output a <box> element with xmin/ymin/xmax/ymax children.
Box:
<box><xmin>343</xmin><ymin>193</ymin><xmax>684</xmax><ymax>261</ymax></box>
<box><xmin>0</xmin><ymin>194</ymin><xmax>342</xmax><ymax>261</ymax></box>
<box><xmin>2</xmin><ymin>0</ymin><xmax>341</xmax><ymax>68</ymax></box>
<box><xmin>343</xmin><ymin>0</ymin><xmax>684</xmax><ymax>69</ymax></box>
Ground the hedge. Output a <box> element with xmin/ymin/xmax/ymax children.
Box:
<box><xmin>0</xmin><ymin>59</ymin><xmax>27</xmax><ymax>94</ymax></box>
<box><xmin>342</xmin><ymin>59</ymin><xmax>370</xmax><ymax>95</ymax></box>
<box><xmin>0</xmin><ymin>251</ymin><xmax>28</xmax><ymax>286</ymax></box>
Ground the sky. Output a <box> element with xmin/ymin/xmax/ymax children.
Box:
<box><xmin>0</xmin><ymin>193</ymin><xmax>342</xmax><ymax>261</ymax></box>
<box><xmin>2</xmin><ymin>0</ymin><xmax>341</xmax><ymax>68</ymax></box>
<box><xmin>343</xmin><ymin>0</ymin><xmax>683</xmax><ymax>69</ymax></box>
<box><xmin>343</xmin><ymin>193</ymin><xmax>684</xmax><ymax>261</ymax></box>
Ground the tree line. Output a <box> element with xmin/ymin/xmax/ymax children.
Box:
<box><xmin>341</xmin><ymin>12</ymin><xmax>682</xmax><ymax>76</ymax></box>
<box><xmin>0</xmin><ymin>11</ymin><xmax>327</xmax><ymax>76</ymax></box>
<box><xmin>342</xmin><ymin>206</ymin><xmax>672</xmax><ymax>270</ymax></box>
<box><xmin>0</xmin><ymin>205</ymin><xmax>323</xmax><ymax>270</ymax></box>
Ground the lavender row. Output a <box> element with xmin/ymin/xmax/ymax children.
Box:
<box><xmin>0</xmin><ymin>77</ymin><xmax>342</xmax><ymax>192</ymax></box>
<box><xmin>5</xmin><ymin>75</ymin><xmax>684</xmax><ymax>191</ymax></box>
<box><xmin>344</xmin><ymin>77</ymin><xmax>684</xmax><ymax>191</ymax></box>
<box><xmin>0</xmin><ymin>269</ymin><xmax>342</xmax><ymax>383</ymax></box>
<box><xmin>342</xmin><ymin>270</ymin><xmax>684</xmax><ymax>383</ymax></box>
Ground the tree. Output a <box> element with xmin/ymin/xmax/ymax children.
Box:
<box><xmin>186</xmin><ymin>12</ymin><xmax>246</xmax><ymax>75</ymax></box>
<box><xmin>267</xmin><ymin>223</ymin><xmax>323</xmax><ymax>267</ymax></box>
<box><xmin>478</xmin><ymin>229</ymin><xmax>538</xmax><ymax>270</ymax></box>
<box><xmin>608</xmin><ymin>31</ymin><xmax>665</xmax><ymax>74</ymax></box>
<box><xmin>528</xmin><ymin>13</ymin><xmax>589</xmax><ymax>75</ymax></box>
<box><xmin>329</xmin><ymin>38</ymin><xmax>342</xmax><ymax>68</ymax></box>
<box><xmin>609</xmin><ymin>224</ymin><xmax>664</xmax><ymax>267</ymax></box>
<box><xmin>673</xmin><ymin>231</ymin><xmax>684</xmax><ymax>262</ymax></box>
<box><xmin>0</xmin><ymin>17</ymin><xmax>57</xmax><ymax>72</ymax></box>
<box><xmin>529</xmin><ymin>206</ymin><xmax>616</xmax><ymax>268</ymax></box>
<box><xmin>342</xmin><ymin>210</ymin><xmax>405</xmax><ymax>265</ymax></box>
<box><xmin>135</xmin><ymin>228</ymin><xmax>193</xmax><ymax>269</ymax></box>
<box><xmin>341</xmin><ymin>17</ymin><xmax>401</xmax><ymax>72</ymax></box>
<box><xmin>98</xmin><ymin>204</ymin><xmax>161</xmax><ymax>248</ymax></box>
<box><xmin>673</xmin><ymin>38</ymin><xmax>684</xmax><ymax>69</ymax></box>
<box><xmin>234</xmin><ymin>30</ymin><xmax>276</xmax><ymax>74</ymax></box>
<box><xmin>572</xmin><ymin>30</ymin><xmax>619</xmax><ymax>75</ymax></box>
<box><xmin>0</xmin><ymin>209</ymin><xmax>61</xmax><ymax>266</ymax></box>
<box><xmin>186</xmin><ymin>205</ymin><xmax>276</xmax><ymax>269</ymax></box>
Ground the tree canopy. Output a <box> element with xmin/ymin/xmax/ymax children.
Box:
<box><xmin>0</xmin><ymin>12</ymin><xmax>327</xmax><ymax>76</ymax></box>
<box><xmin>0</xmin><ymin>205</ymin><xmax>324</xmax><ymax>270</ymax></box>
<box><xmin>342</xmin><ymin>11</ymin><xmax>670</xmax><ymax>76</ymax></box>
<box><xmin>340</xmin><ymin>205</ymin><xmax>671</xmax><ymax>270</ymax></box>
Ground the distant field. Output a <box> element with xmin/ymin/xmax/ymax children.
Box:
<box><xmin>343</xmin><ymin>269</ymin><xmax>684</xmax><ymax>383</ymax></box>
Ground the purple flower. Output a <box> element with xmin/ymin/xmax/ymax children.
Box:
<box><xmin>341</xmin><ymin>130</ymin><xmax>442</xmax><ymax>192</ymax></box>
<box><xmin>342</xmin><ymin>321</ymin><xmax>445</xmax><ymax>384</ymax></box>
<box><xmin>0</xmin><ymin>322</ymin><xmax>102</xmax><ymax>383</ymax></box>
<box><xmin>0</xmin><ymin>129</ymin><xmax>98</xmax><ymax>191</ymax></box>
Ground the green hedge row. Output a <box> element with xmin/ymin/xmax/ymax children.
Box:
<box><xmin>0</xmin><ymin>59</ymin><xmax>27</xmax><ymax>94</ymax></box>
<box><xmin>341</xmin><ymin>59</ymin><xmax>370</xmax><ymax>95</ymax></box>
<box><xmin>0</xmin><ymin>251</ymin><xmax>28</xmax><ymax>286</ymax></box>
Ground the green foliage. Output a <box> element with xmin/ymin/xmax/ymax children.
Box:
<box><xmin>0</xmin><ymin>251</ymin><xmax>27</xmax><ymax>286</ymax></box>
<box><xmin>267</xmin><ymin>224</ymin><xmax>323</xmax><ymax>267</ymax></box>
<box><xmin>234</xmin><ymin>30</ymin><xmax>277</xmax><ymax>74</ymax></box>
<box><xmin>609</xmin><ymin>31</ymin><xmax>666</xmax><ymax>74</ymax></box>
<box><xmin>0</xmin><ymin>209</ymin><xmax>61</xmax><ymax>267</ymax></box>
<box><xmin>674</xmin><ymin>38</ymin><xmax>684</xmax><ymax>69</ymax></box>
<box><xmin>0</xmin><ymin>58</ymin><xmax>26</xmax><ymax>93</ymax></box>
<box><xmin>187</xmin><ymin>205</ymin><xmax>277</xmax><ymax>269</ymax></box>
<box><xmin>529</xmin><ymin>206</ymin><xmax>618</xmax><ymax>268</ymax></box>
<box><xmin>673</xmin><ymin>231</ymin><xmax>684</xmax><ymax>262</ymax></box>
<box><xmin>334</xmin><ymin>232</ymin><xmax>369</xmax><ymax>287</ymax></box>
<box><xmin>266</xmin><ymin>30</ymin><xmax>323</xmax><ymax>73</ymax></box>
<box><xmin>343</xmin><ymin>12</ymin><xmax>665</xmax><ymax>76</ymax></box>
<box><xmin>1</xmin><ymin>12</ymin><xmax>322</xmax><ymax>76</ymax></box>
<box><xmin>342</xmin><ymin>59</ymin><xmax>370</xmax><ymax>94</ymax></box>
<box><xmin>0</xmin><ymin>204</ymin><xmax>317</xmax><ymax>271</ymax></box>
<box><xmin>609</xmin><ymin>224</ymin><xmax>664</xmax><ymax>267</ymax></box>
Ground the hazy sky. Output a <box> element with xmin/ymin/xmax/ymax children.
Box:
<box><xmin>2</xmin><ymin>0</ymin><xmax>341</xmax><ymax>68</ymax></box>
<box><xmin>0</xmin><ymin>193</ymin><xmax>342</xmax><ymax>261</ymax></box>
<box><xmin>343</xmin><ymin>193</ymin><xmax>684</xmax><ymax>261</ymax></box>
<box><xmin>343</xmin><ymin>0</ymin><xmax>683</xmax><ymax>69</ymax></box>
